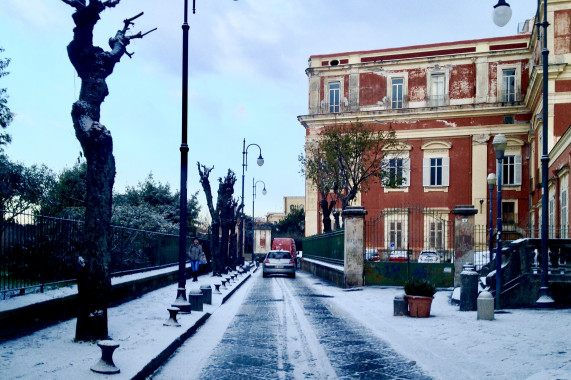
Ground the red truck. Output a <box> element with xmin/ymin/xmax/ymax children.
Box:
<box><xmin>271</xmin><ymin>238</ymin><xmax>297</xmax><ymax>259</ymax></box>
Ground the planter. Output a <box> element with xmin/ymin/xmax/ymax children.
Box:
<box><xmin>407</xmin><ymin>295</ymin><xmax>433</xmax><ymax>317</ymax></box>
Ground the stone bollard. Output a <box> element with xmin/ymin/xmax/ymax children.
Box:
<box><xmin>188</xmin><ymin>289</ymin><xmax>203</xmax><ymax>312</ymax></box>
<box><xmin>200</xmin><ymin>284</ymin><xmax>212</xmax><ymax>305</ymax></box>
<box><xmin>91</xmin><ymin>340</ymin><xmax>120</xmax><ymax>374</ymax></box>
<box><xmin>226</xmin><ymin>277</ymin><xmax>233</xmax><ymax>286</ymax></box>
<box><xmin>477</xmin><ymin>291</ymin><xmax>495</xmax><ymax>320</ymax></box>
<box><xmin>393</xmin><ymin>294</ymin><xmax>409</xmax><ymax>316</ymax></box>
<box><xmin>221</xmin><ymin>279</ymin><xmax>227</xmax><ymax>289</ymax></box>
<box><xmin>214</xmin><ymin>283</ymin><xmax>222</xmax><ymax>294</ymax></box>
<box><xmin>460</xmin><ymin>263</ymin><xmax>478</xmax><ymax>311</ymax></box>
<box><xmin>164</xmin><ymin>307</ymin><xmax>182</xmax><ymax>327</ymax></box>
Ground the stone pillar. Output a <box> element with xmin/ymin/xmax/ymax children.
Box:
<box><xmin>342</xmin><ymin>206</ymin><xmax>367</xmax><ymax>288</ymax></box>
<box><xmin>452</xmin><ymin>205</ymin><xmax>478</xmax><ymax>287</ymax></box>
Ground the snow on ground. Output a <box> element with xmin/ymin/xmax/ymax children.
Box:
<box><xmin>309</xmin><ymin>279</ymin><xmax>571</xmax><ymax>380</ymax></box>
<box><xmin>1</xmin><ymin>267</ymin><xmax>570</xmax><ymax>380</ymax></box>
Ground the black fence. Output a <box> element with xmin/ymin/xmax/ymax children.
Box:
<box><xmin>1</xmin><ymin>210</ymin><xmax>193</xmax><ymax>297</ymax></box>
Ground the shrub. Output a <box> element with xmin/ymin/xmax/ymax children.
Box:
<box><xmin>404</xmin><ymin>277</ymin><xmax>436</xmax><ymax>297</ymax></box>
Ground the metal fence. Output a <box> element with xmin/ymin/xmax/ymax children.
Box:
<box><xmin>1</xmin><ymin>210</ymin><xmax>184</xmax><ymax>297</ymax></box>
<box><xmin>365</xmin><ymin>206</ymin><xmax>455</xmax><ymax>263</ymax></box>
<box><xmin>302</xmin><ymin>229</ymin><xmax>344</xmax><ymax>265</ymax></box>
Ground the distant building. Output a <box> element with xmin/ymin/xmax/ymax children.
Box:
<box><xmin>266</xmin><ymin>196</ymin><xmax>305</xmax><ymax>224</ymax></box>
<box><xmin>299</xmin><ymin>2</ymin><xmax>571</xmax><ymax>240</ymax></box>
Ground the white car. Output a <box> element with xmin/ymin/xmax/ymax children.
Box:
<box><xmin>418</xmin><ymin>250</ymin><xmax>440</xmax><ymax>263</ymax></box>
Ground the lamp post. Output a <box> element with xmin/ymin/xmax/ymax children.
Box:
<box><xmin>487</xmin><ymin>173</ymin><xmax>497</xmax><ymax>266</ymax></box>
<box><xmin>492</xmin><ymin>134</ymin><xmax>507</xmax><ymax>310</ymax></box>
<box><xmin>493</xmin><ymin>0</ymin><xmax>554</xmax><ymax>308</ymax></box>
<box><xmin>173</xmin><ymin>0</ymin><xmax>238</xmax><ymax>311</ymax></box>
<box><xmin>252</xmin><ymin>179</ymin><xmax>267</xmax><ymax>257</ymax></box>
<box><xmin>240</xmin><ymin>139</ymin><xmax>264</xmax><ymax>266</ymax></box>
<box><xmin>171</xmin><ymin>0</ymin><xmax>193</xmax><ymax>313</ymax></box>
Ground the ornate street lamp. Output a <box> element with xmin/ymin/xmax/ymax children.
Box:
<box><xmin>492</xmin><ymin>134</ymin><xmax>507</xmax><ymax>310</ymax></box>
<box><xmin>487</xmin><ymin>173</ymin><xmax>497</xmax><ymax>266</ymax></box>
<box><xmin>492</xmin><ymin>0</ymin><xmax>513</xmax><ymax>27</ymax></box>
<box><xmin>492</xmin><ymin>0</ymin><xmax>554</xmax><ymax>308</ymax></box>
<box><xmin>240</xmin><ymin>139</ymin><xmax>264</xmax><ymax>266</ymax></box>
<box><xmin>252</xmin><ymin>179</ymin><xmax>267</xmax><ymax>258</ymax></box>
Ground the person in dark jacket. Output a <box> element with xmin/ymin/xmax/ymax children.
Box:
<box><xmin>187</xmin><ymin>238</ymin><xmax>203</xmax><ymax>282</ymax></box>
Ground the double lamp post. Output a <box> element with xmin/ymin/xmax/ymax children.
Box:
<box><xmin>492</xmin><ymin>0</ymin><xmax>554</xmax><ymax>308</ymax></box>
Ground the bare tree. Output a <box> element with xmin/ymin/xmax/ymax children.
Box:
<box><xmin>302</xmin><ymin>122</ymin><xmax>403</xmax><ymax>232</ymax></box>
<box><xmin>60</xmin><ymin>0</ymin><xmax>155</xmax><ymax>341</ymax></box>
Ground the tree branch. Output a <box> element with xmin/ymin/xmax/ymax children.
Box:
<box><xmin>61</xmin><ymin>0</ymin><xmax>86</xmax><ymax>9</ymax></box>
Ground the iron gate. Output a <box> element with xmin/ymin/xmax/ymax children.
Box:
<box><xmin>365</xmin><ymin>206</ymin><xmax>455</xmax><ymax>263</ymax></box>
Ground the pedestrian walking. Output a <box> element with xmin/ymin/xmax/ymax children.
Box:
<box><xmin>187</xmin><ymin>238</ymin><xmax>203</xmax><ymax>282</ymax></box>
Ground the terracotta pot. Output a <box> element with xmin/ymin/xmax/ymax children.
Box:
<box><xmin>407</xmin><ymin>295</ymin><xmax>433</xmax><ymax>317</ymax></box>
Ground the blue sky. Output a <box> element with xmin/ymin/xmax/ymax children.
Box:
<box><xmin>0</xmin><ymin>0</ymin><xmax>537</xmax><ymax>219</ymax></box>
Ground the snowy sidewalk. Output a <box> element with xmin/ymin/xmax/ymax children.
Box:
<box><xmin>0</xmin><ymin>267</ymin><xmax>255</xmax><ymax>380</ymax></box>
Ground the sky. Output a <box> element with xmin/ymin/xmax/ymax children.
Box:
<box><xmin>0</xmin><ymin>0</ymin><xmax>539</xmax><ymax>219</ymax></box>
<box><xmin>1</xmin><ymin>268</ymin><xmax>569</xmax><ymax>379</ymax></box>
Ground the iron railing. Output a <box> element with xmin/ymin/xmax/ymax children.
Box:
<box><xmin>302</xmin><ymin>229</ymin><xmax>344</xmax><ymax>265</ymax></box>
<box><xmin>1</xmin><ymin>210</ymin><xmax>186</xmax><ymax>297</ymax></box>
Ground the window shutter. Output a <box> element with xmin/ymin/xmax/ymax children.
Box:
<box><xmin>514</xmin><ymin>155</ymin><xmax>522</xmax><ymax>185</ymax></box>
<box><xmin>442</xmin><ymin>157</ymin><xmax>450</xmax><ymax>186</ymax></box>
<box><xmin>423</xmin><ymin>158</ymin><xmax>430</xmax><ymax>186</ymax></box>
<box><xmin>403</xmin><ymin>158</ymin><xmax>410</xmax><ymax>186</ymax></box>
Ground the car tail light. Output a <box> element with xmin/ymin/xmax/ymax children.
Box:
<box><xmin>264</xmin><ymin>259</ymin><xmax>270</xmax><ymax>264</ymax></box>
<box><xmin>289</xmin><ymin>259</ymin><xmax>295</xmax><ymax>264</ymax></box>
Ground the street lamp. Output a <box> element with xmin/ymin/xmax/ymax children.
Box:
<box><xmin>487</xmin><ymin>173</ymin><xmax>497</xmax><ymax>266</ymax></box>
<box><xmin>240</xmin><ymin>139</ymin><xmax>264</xmax><ymax>266</ymax></box>
<box><xmin>492</xmin><ymin>134</ymin><xmax>507</xmax><ymax>310</ymax></box>
<box><xmin>492</xmin><ymin>0</ymin><xmax>554</xmax><ymax>308</ymax></box>
<box><xmin>252</xmin><ymin>179</ymin><xmax>267</xmax><ymax>257</ymax></box>
<box><xmin>173</xmin><ymin>0</ymin><xmax>238</xmax><ymax>312</ymax></box>
<box><xmin>492</xmin><ymin>0</ymin><xmax>513</xmax><ymax>27</ymax></box>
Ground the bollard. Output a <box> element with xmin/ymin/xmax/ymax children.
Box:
<box><xmin>460</xmin><ymin>263</ymin><xmax>479</xmax><ymax>311</ymax></box>
<box><xmin>225</xmin><ymin>277</ymin><xmax>233</xmax><ymax>286</ymax></box>
<box><xmin>221</xmin><ymin>279</ymin><xmax>227</xmax><ymax>289</ymax></box>
<box><xmin>477</xmin><ymin>291</ymin><xmax>495</xmax><ymax>320</ymax></box>
<box><xmin>393</xmin><ymin>294</ymin><xmax>409</xmax><ymax>316</ymax></box>
<box><xmin>200</xmin><ymin>284</ymin><xmax>212</xmax><ymax>305</ymax></box>
<box><xmin>91</xmin><ymin>340</ymin><xmax>120</xmax><ymax>374</ymax></box>
<box><xmin>214</xmin><ymin>283</ymin><xmax>222</xmax><ymax>294</ymax></box>
<box><xmin>188</xmin><ymin>289</ymin><xmax>203</xmax><ymax>312</ymax></box>
<box><xmin>164</xmin><ymin>307</ymin><xmax>182</xmax><ymax>327</ymax></box>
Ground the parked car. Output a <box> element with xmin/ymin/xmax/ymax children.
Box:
<box><xmin>365</xmin><ymin>248</ymin><xmax>380</xmax><ymax>261</ymax></box>
<box><xmin>389</xmin><ymin>250</ymin><xmax>408</xmax><ymax>262</ymax></box>
<box><xmin>262</xmin><ymin>250</ymin><xmax>296</xmax><ymax>278</ymax></box>
<box><xmin>418</xmin><ymin>250</ymin><xmax>440</xmax><ymax>263</ymax></box>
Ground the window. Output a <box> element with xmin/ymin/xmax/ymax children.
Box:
<box><xmin>429</xmin><ymin>221</ymin><xmax>445</xmax><ymax>250</ymax></box>
<box><xmin>561</xmin><ymin>188</ymin><xmax>568</xmax><ymax>238</ymax></box>
<box><xmin>502</xmin><ymin>69</ymin><xmax>516</xmax><ymax>102</ymax></box>
<box><xmin>391</xmin><ymin>78</ymin><xmax>404</xmax><ymax>109</ymax></box>
<box><xmin>430</xmin><ymin>74</ymin><xmax>445</xmax><ymax>106</ymax></box>
<box><xmin>423</xmin><ymin>157</ymin><xmax>450</xmax><ymax>187</ymax></box>
<box><xmin>496</xmin><ymin>63</ymin><xmax>521</xmax><ymax>103</ymax></box>
<box><xmin>329</xmin><ymin>81</ymin><xmax>340</xmax><ymax>113</ymax></box>
<box><xmin>501</xmin><ymin>155</ymin><xmax>522</xmax><ymax>186</ymax></box>
<box><xmin>383</xmin><ymin>157</ymin><xmax>409</xmax><ymax>187</ymax></box>
<box><xmin>389</xmin><ymin>221</ymin><xmax>403</xmax><ymax>249</ymax></box>
<box><xmin>549</xmin><ymin>196</ymin><xmax>555</xmax><ymax>238</ymax></box>
<box><xmin>502</xmin><ymin>202</ymin><xmax>516</xmax><ymax>225</ymax></box>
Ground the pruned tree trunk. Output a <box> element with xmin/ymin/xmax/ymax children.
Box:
<box><xmin>61</xmin><ymin>0</ymin><xmax>154</xmax><ymax>341</ymax></box>
<box><xmin>320</xmin><ymin>197</ymin><xmax>336</xmax><ymax>232</ymax></box>
<box><xmin>198</xmin><ymin>163</ymin><xmax>221</xmax><ymax>276</ymax></box>
<box><xmin>219</xmin><ymin>170</ymin><xmax>237</xmax><ymax>272</ymax></box>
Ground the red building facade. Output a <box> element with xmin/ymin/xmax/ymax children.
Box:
<box><xmin>300</xmin><ymin>1</ymin><xmax>571</xmax><ymax>250</ymax></box>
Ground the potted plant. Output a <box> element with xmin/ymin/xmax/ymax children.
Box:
<box><xmin>404</xmin><ymin>277</ymin><xmax>436</xmax><ymax>317</ymax></box>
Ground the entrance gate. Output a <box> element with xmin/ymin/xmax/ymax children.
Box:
<box><xmin>365</xmin><ymin>206</ymin><xmax>455</xmax><ymax>263</ymax></box>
